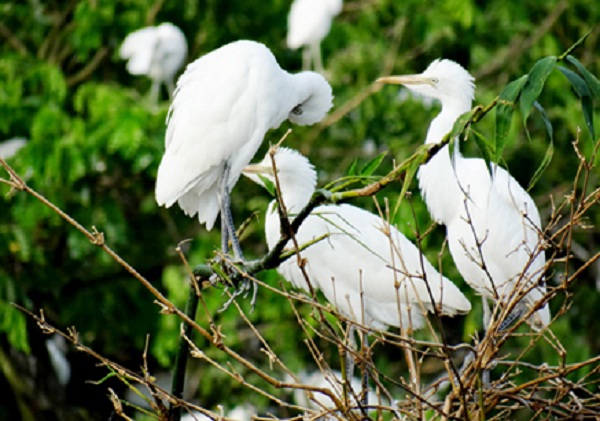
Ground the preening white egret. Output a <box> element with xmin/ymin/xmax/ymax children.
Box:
<box><xmin>243</xmin><ymin>147</ymin><xmax>471</xmax><ymax>330</ymax></box>
<box><xmin>155</xmin><ymin>41</ymin><xmax>333</xmax><ymax>263</ymax></box>
<box><xmin>119</xmin><ymin>22</ymin><xmax>187</xmax><ymax>103</ymax></box>
<box><xmin>287</xmin><ymin>0</ymin><xmax>343</xmax><ymax>72</ymax></box>
<box><xmin>378</xmin><ymin>59</ymin><xmax>551</xmax><ymax>331</ymax></box>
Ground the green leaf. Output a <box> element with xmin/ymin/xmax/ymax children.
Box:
<box><xmin>558</xmin><ymin>28</ymin><xmax>593</xmax><ymax>60</ymax></box>
<box><xmin>396</xmin><ymin>155</ymin><xmax>420</xmax><ymax>209</ymax></box>
<box><xmin>558</xmin><ymin>66</ymin><xmax>595</xmax><ymax>140</ymax></box>
<box><xmin>519</xmin><ymin>56</ymin><xmax>557</xmax><ymax>122</ymax></box>
<box><xmin>471</xmin><ymin>129</ymin><xmax>493</xmax><ymax>175</ymax></box>
<box><xmin>257</xmin><ymin>174</ymin><xmax>276</xmax><ymax>197</ymax></box>
<box><xmin>566</xmin><ymin>55</ymin><xmax>600</xmax><ymax>98</ymax></box>
<box><xmin>448</xmin><ymin>108</ymin><xmax>478</xmax><ymax>140</ymax></box>
<box><xmin>360</xmin><ymin>151</ymin><xmax>387</xmax><ymax>176</ymax></box>
<box><xmin>527</xmin><ymin>102</ymin><xmax>554</xmax><ymax>191</ymax></box>
<box><xmin>347</xmin><ymin>157</ymin><xmax>358</xmax><ymax>177</ymax></box>
<box><xmin>495</xmin><ymin>75</ymin><xmax>528</xmax><ymax>162</ymax></box>
<box><xmin>0</xmin><ymin>304</ymin><xmax>30</xmax><ymax>354</ymax></box>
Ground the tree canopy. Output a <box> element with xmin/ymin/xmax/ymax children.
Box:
<box><xmin>0</xmin><ymin>1</ymin><xmax>598</xmax><ymax>420</ymax></box>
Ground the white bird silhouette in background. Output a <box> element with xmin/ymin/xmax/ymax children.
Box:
<box><xmin>287</xmin><ymin>0</ymin><xmax>343</xmax><ymax>73</ymax></box>
<box><xmin>244</xmin><ymin>147</ymin><xmax>471</xmax><ymax>330</ymax></box>
<box><xmin>378</xmin><ymin>59</ymin><xmax>551</xmax><ymax>331</ymax></box>
<box><xmin>120</xmin><ymin>22</ymin><xmax>188</xmax><ymax>103</ymax></box>
<box><xmin>155</xmin><ymin>41</ymin><xmax>333</xmax><ymax>266</ymax></box>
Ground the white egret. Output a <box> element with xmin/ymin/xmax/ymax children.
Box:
<box><xmin>377</xmin><ymin>59</ymin><xmax>551</xmax><ymax>331</ymax></box>
<box><xmin>155</xmin><ymin>41</ymin><xmax>333</xmax><ymax>262</ymax></box>
<box><xmin>287</xmin><ymin>0</ymin><xmax>343</xmax><ymax>72</ymax></box>
<box><xmin>0</xmin><ymin>137</ymin><xmax>27</xmax><ymax>160</ymax></box>
<box><xmin>243</xmin><ymin>147</ymin><xmax>471</xmax><ymax>330</ymax></box>
<box><xmin>288</xmin><ymin>369</ymin><xmax>377</xmax><ymax>411</ymax></box>
<box><xmin>244</xmin><ymin>147</ymin><xmax>470</xmax><ymax>405</ymax></box>
<box><xmin>119</xmin><ymin>22</ymin><xmax>188</xmax><ymax>103</ymax></box>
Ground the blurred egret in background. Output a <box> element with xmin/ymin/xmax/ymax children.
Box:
<box><xmin>378</xmin><ymin>59</ymin><xmax>551</xmax><ymax>331</ymax></box>
<box><xmin>155</xmin><ymin>41</ymin><xmax>333</xmax><ymax>263</ymax></box>
<box><xmin>244</xmin><ymin>147</ymin><xmax>470</xmax><ymax>329</ymax></box>
<box><xmin>287</xmin><ymin>0</ymin><xmax>343</xmax><ymax>72</ymax></box>
<box><xmin>119</xmin><ymin>22</ymin><xmax>187</xmax><ymax>103</ymax></box>
<box><xmin>0</xmin><ymin>137</ymin><xmax>27</xmax><ymax>160</ymax></box>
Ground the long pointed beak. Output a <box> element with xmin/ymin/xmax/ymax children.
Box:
<box><xmin>376</xmin><ymin>74</ymin><xmax>435</xmax><ymax>86</ymax></box>
<box><xmin>242</xmin><ymin>164</ymin><xmax>273</xmax><ymax>176</ymax></box>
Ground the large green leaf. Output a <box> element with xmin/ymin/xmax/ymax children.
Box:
<box><xmin>495</xmin><ymin>75</ymin><xmax>528</xmax><ymax>162</ymax></box>
<box><xmin>558</xmin><ymin>66</ymin><xmax>595</xmax><ymax>140</ymax></box>
<box><xmin>566</xmin><ymin>55</ymin><xmax>600</xmax><ymax>98</ymax></box>
<box><xmin>519</xmin><ymin>56</ymin><xmax>557</xmax><ymax>122</ymax></box>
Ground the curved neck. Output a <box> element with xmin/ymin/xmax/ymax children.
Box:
<box><xmin>418</xmin><ymin>100</ymin><xmax>472</xmax><ymax>224</ymax></box>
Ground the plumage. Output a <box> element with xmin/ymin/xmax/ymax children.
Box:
<box><xmin>155</xmin><ymin>41</ymin><xmax>333</xmax><ymax>235</ymax></box>
<box><xmin>287</xmin><ymin>0</ymin><xmax>342</xmax><ymax>71</ymax></box>
<box><xmin>378</xmin><ymin>59</ymin><xmax>551</xmax><ymax>330</ymax></box>
<box><xmin>244</xmin><ymin>147</ymin><xmax>471</xmax><ymax>331</ymax></box>
<box><xmin>120</xmin><ymin>22</ymin><xmax>187</xmax><ymax>99</ymax></box>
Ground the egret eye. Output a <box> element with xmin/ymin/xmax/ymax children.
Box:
<box><xmin>291</xmin><ymin>104</ymin><xmax>304</xmax><ymax>115</ymax></box>
<box><xmin>431</xmin><ymin>77</ymin><xmax>440</xmax><ymax>85</ymax></box>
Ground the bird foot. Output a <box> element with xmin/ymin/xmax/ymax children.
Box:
<box><xmin>217</xmin><ymin>279</ymin><xmax>258</xmax><ymax>313</ymax></box>
<box><xmin>209</xmin><ymin>255</ymin><xmax>259</xmax><ymax>312</ymax></box>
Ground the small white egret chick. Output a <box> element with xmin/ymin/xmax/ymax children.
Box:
<box><xmin>378</xmin><ymin>59</ymin><xmax>551</xmax><ymax>331</ymax></box>
<box><xmin>155</xmin><ymin>41</ymin><xmax>333</xmax><ymax>262</ymax></box>
<box><xmin>287</xmin><ymin>0</ymin><xmax>343</xmax><ymax>72</ymax></box>
<box><xmin>243</xmin><ymin>147</ymin><xmax>471</xmax><ymax>331</ymax></box>
<box><xmin>120</xmin><ymin>22</ymin><xmax>187</xmax><ymax>103</ymax></box>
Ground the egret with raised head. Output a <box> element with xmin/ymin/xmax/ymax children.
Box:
<box><xmin>155</xmin><ymin>41</ymin><xmax>333</xmax><ymax>263</ymax></box>
<box><xmin>377</xmin><ymin>59</ymin><xmax>551</xmax><ymax>331</ymax></box>
<box><xmin>120</xmin><ymin>22</ymin><xmax>188</xmax><ymax>103</ymax></box>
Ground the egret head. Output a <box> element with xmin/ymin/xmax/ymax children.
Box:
<box><xmin>288</xmin><ymin>72</ymin><xmax>333</xmax><ymax>125</ymax></box>
<box><xmin>243</xmin><ymin>147</ymin><xmax>317</xmax><ymax>212</ymax></box>
<box><xmin>377</xmin><ymin>59</ymin><xmax>475</xmax><ymax>108</ymax></box>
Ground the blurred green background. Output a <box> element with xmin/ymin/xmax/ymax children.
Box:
<box><xmin>0</xmin><ymin>0</ymin><xmax>598</xmax><ymax>419</ymax></box>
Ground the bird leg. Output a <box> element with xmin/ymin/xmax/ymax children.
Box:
<box><xmin>302</xmin><ymin>46</ymin><xmax>311</xmax><ymax>71</ymax></box>
<box><xmin>219</xmin><ymin>163</ymin><xmax>245</xmax><ymax>262</ymax></box>
<box><xmin>312</xmin><ymin>42</ymin><xmax>324</xmax><ymax>74</ymax></box>
<box><xmin>216</xmin><ymin>164</ymin><xmax>260</xmax><ymax>309</ymax></box>
<box><xmin>149</xmin><ymin>79</ymin><xmax>160</xmax><ymax>107</ymax></box>
<box><xmin>498</xmin><ymin>302</ymin><xmax>524</xmax><ymax>332</ymax></box>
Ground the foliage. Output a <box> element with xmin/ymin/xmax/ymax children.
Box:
<box><xmin>0</xmin><ymin>1</ymin><xmax>599</xmax><ymax>420</ymax></box>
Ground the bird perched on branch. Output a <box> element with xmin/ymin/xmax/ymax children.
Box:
<box><xmin>243</xmin><ymin>147</ymin><xmax>471</xmax><ymax>330</ymax></box>
<box><xmin>119</xmin><ymin>22</ymin><xmax>188</xmax><ymax>103</ymax></box>
<box><xmin>287</xmin><ymin>0</ymin><xmax>343</xmax><ymax>72</ymax></box>
<box><xmin>155</xmin><ymin>41</ymin><xmax>333</xmax><ymax>262</ymax></box>
<box><xmin>378</xmin><ymin>59</ymin><xmax>551</xmax><ymax>331</ymax></box>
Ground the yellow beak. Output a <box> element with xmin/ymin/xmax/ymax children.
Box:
<box><xmin>242</xmin><ymin>164</ymin><xmax>273</xmax><ymax>176</ymax></box>
<box><xmin>376</xmin><ymin>74</ymin><xmax>435</xmax><ymax>86</ymax></box>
